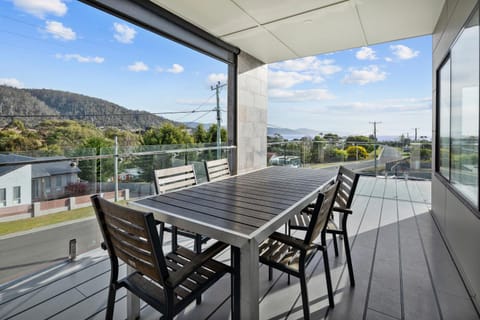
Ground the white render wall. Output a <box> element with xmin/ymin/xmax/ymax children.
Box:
<box><xmin>432</xmin><ymin>0</ymin><xmax>480</xmax><ymax>310</ymax></box>
<box><xmin>0</xmin><ymin>165</ymin><xmax>32</xmax><ymax>207</ymax></box>
<box><xmin>236</xmin><ymin>52</ymin><xmax>268</xmax><ymax>173</ymax></box>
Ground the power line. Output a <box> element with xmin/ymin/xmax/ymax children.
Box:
<box><xmin>0</xmin><ymin>109</ymin><xmax>218</xmax><ymax>119</ymax></box>
<box><xmin>174</xmin><ymin>92</ymin><xmax>217</xmax><ymax>122</ymax></box>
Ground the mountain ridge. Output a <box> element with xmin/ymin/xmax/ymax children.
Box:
<box><xmin>0</xmin><ymin>85</ymin><xmax>173</xmax><ymax>129</ymax></box>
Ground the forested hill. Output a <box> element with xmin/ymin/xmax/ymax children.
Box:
<box><xmin>0</xmin><ymin>85</ymin><xmax>172</xmax><ymax>129</ymax></box>
<box><xmin>0</xmin><ymin>86</ymin><xmax>58</xmax><ymax>127</ymax></box>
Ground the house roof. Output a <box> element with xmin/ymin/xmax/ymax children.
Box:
<box><xmin>0</xmin><ymin>154</ymin><xmax>80</xmax><ymax>178</ymax></box>
<box><xmin>0</xmin><ymin>154</ymin><xmax>33</xmax><ymax>176</ymax></box>
<box><xmin>150</xmin><ymin>0</ymin><xmax>445</xmax><ymax>63</ymax></box>
<box><xmin>31</xmin><ymin>157</ymin><xmax>81</xmax><ymax>179</ymax></box>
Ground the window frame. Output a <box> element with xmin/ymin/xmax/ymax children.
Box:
<box><xmin>13</xmin><ymin>186</ymin><xmax>21</xmax><ymax>205</ymax></box>
<box><xmin>436</xmin><ymin>54</ymin><xmax>452</xmax><ymax>182</ymax></box>
<box><xmin>435</xmin><ymin>4</ymin><xmax>480</xmax><ymax>216</ymax></box>
<box><xmin>0</xmin><ymin>188</ymin><xmax>6</xmax><ymax>207</ymax></box>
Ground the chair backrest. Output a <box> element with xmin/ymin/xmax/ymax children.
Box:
<box><xmin>335</xmin><ymin>166</ymin><xmax>360</xmax><ymax>210</ymax></box>
<box><xmin>204</xmin><ymin>158</ymin><xmax>230</xmax><ymax>182</ymax></box>
<box><xmin>153</xmin><ymin>164</ymin><xmax>197</xmax><ymax>194</ymax></box>
<box><xmin>304</xmin><ymin>181</ymin><xmax>339</xmax><ymax>245</ymax></box>
<box><xmin>91</xmin><ymin>195</ymin><xmax>169</xmax><ymax>285</ymax></box>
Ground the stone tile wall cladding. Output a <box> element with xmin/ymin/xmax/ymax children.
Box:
<box><xmin>236</xmin><ymin>51</ymin><xmax>268</xmax><ymax>174</ymax></box>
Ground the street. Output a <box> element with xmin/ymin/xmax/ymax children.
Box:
<box><xmin>0</xmin><ymin>218</ymin><xmax>102</xmax><ymax>285</ymax></box>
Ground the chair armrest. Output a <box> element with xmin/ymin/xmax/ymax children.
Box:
<box><xmin>166</xmin><ymin>241</ymin><xmax>229</xmax><ymax>287</ymax></box>
<box><xmin>333</xmin><ymin>207</ymin><xmax>353</xmax><ymax>215</ymax></box>
<box><xmin>268</xmin><ymin>232</ymin><xmax>314</xmax><ymax>251</ymax></box>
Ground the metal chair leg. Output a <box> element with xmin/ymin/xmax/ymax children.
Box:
<box><xmin>299</xmin><ymin>272</ymin><xmax>310</xmax><ymax>320</ymax></box>
<box><xmin>195</xmin><ymin>234</ymin><xmax>203</xmax><ymax>304</ymax></box>
<box><xmin>321</xmin><ymin>233</ymin><xmax>335</xmax><ymax>308</ymax></box>
<box><xmin>343</xmin><ymin>231</ymin><xmax>355</xmax><ymax>287</ymax></box>
<box><xmin>332</xmin><ymin>233</ymin><xmax>339</xmax><ymax>256</ymax></box>
<box><xmin>171</xmin><ymin>226</ymin><xmax>178</xmax><ymax>252</ymax></box>
<box><xmin>105</xmin><ymin>284</ymin><xmax>116</xmax><ymax>320</ymax></box>
<box><xmin>268</xmin><ymin>266</ymin><xmax>273</xmax><ymax>281</ymax></box>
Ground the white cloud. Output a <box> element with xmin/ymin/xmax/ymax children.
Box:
<box><xmin>269</xmin><ymin>70</ymin><xmax>312</xmax><ymax>89</ymax></box>
<box><xmin>269</xmin><ymin>88</ymin><xmax>335</xmax><ymax>102</ymax></box>
<box><xmin>385</xmin><ymin>57</ymin><xmax>393</xmax><ymax>62</ymax></box>
<box><xmin>167</xmin><ymin>64</ymin><xmax>184</xmax><ymax>74</ymax></box>
<box><xmin>268</xmin><ymin>57</ymin><xmax>341</xmax><ymax>90</ymax></box>
<box><xmin>45</xmin><ymin>20</ymin><xmax>76</xmax><ymax>40</ymax></box>
<box><xmin>113</xmin><ymin>22</ymin><xmax>136</xmax><ymax>44</ymax></box>
<box><xmin>342</xmin><ymin>65</ymin><xmax>386</xmax><ymax>85</ymax></box>
<box><xmin>356</xmin><ymin>47</ymin><xmax>377</xmax><ymax>60</ymax></box>
<box><xmin>207</xmin><ymin>73</ymin><xmax>227</xmax><ymax>85</ymax></box>
<box><xmin>13</xmin><ymin>0</ymin><xmax>67</xmax><ymax>19</ymax></box>
<box><xmin>390</xmin><ymin>44</ymin><xmax>419</xmax><ymax>60</ymax></box>
<box><xmin>0</xmin><ymin>78</ymin><xmax>24</xmax><ymax>88</ymax></box>
<box><xmin>270</xmin><ymin>56</ymin><xmax>341</xmax><ymax>75</ymax></box>
<box><xmin>128</xmin><ymin>61</ymin><xmax>149</xmax><ymax>72</ymax></box>
<box><xmin>326</xmin><ymin>97</ymin><xmax>431</xmax><ymax>113</ymax></box>
<box><xmin>55</xmin><ymin>53</ymin><xmax>104</xmax><ymax>63</ymax></box>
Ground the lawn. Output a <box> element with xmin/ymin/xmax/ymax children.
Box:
<box><xmin>0</xmin><ymin>206</ymin><xmax>95</xmax><ymax>236</ymax></box>
<box><xmin>0</xmin><ymin>201</ymin><xmax>128</xmax><ymax>236</ymax></box>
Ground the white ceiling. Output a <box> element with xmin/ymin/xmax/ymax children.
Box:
<box><xmin>150</xmin><ymin>0</ymin><xmax>445</xmax><ymax>63</ymax></box>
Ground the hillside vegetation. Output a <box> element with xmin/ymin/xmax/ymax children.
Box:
<box><xmin>0</xmin><ymin>85</ymin><xmax>170</xmax><ymax>129</ymax></box>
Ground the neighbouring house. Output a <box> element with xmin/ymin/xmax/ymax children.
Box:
<box><xmin>31</xmin><ymin>157</ymin><xmax>81</xmax><ymax>201</ymax></box>
<box><xmin>0</xmin><ymin>154</ymin><xmax>81</xmax><ymax>204</ymax></box>
<box><xmin>0</xmin><ymin>154</ymin><xmax>33</xmax><ymax>218</ymax></box>
<box><xmin>0</xmin><ymin>155</ymin><xmax>32</xmax><ymax>208</ymax></box>
<box><xmin>118</xmin><ymin>167</ymin><xmax>144</xmax><ymax>181</ymax></box>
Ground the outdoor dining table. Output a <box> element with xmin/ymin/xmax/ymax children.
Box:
<box><xmin>129</xmin><ymin>165</ymin><xmax>335</xmax><ymax>319</ymax></box>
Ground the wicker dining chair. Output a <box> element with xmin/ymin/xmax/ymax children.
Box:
<box><xmin>288</xmin><ymin>166</ymin><xmax>360</xmax><ymax>286</ymax></box>
<box><xmin>91</xmin><ymin>195</ymin><xmax>231</xmax><ymax>320</ymax></box>
<box><xmin>259</xmin><ymin>181</ymin><xmax>339</xmax><ymax>319</ymax></box>
<box><xmin>153</xmin><ymin>165</ymin><xmax>209</xmax><ymax>254</ymax></box>
<box><xmin>204</xmin><ymin>158</ymin><xmax>231</xmax><ymax>182</ymax></box>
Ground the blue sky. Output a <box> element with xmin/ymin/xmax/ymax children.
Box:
<box><xmin>0</xmin><ymin>0</ymin><xmax>432</xmax><ymax>138</ymax></box>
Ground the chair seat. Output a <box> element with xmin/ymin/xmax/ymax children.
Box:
<box><xmin>122</xmin><ymin>246</ymin><xmax>230</xmax><ymax>314</ymax></box>
<box><xmin>259</xmin><ymin>235</ymin><xmax>317</xmax><ymax>274</ymax></box>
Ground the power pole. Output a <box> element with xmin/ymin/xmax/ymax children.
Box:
<box><xmin>211</xmin><ymin>81</ymin><xmax>226</xmax><ymax>159</ymax></box>
<box><xmin>412</xmin><ymin>127</ymin><xmax>419</xmax><ymax>142</ymax></box>
<box><xmin>369</xmin><ymin>121</ymin><xmax>382</xmax><ymax>176</ymax></box>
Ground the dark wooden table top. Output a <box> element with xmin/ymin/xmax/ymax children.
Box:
<box><xmin>132</xmin><ymin>166</ymin><xmax>334</xmax><ymax>246</ymax></box>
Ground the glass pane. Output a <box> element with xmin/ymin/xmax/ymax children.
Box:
<box><xmin>438</xmin><ymin>59</ymin><xmax>451</xmax><ymax>178</ymax></box>
<box><xmin>450</xmin><ymin>9</ymin><xmax>479</xmax><ymax>206</ymax></box>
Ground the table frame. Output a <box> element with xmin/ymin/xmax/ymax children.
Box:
<box><xmin>130</xmin><ymin>166</ymin><xmax>334</xmax><ymax>319</ymax></box>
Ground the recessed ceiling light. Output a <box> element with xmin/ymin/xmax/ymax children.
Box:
<box><xmin>304</xmin><ymin>19</ymin><xmax>313</xmax><ymax>24</ymax></box>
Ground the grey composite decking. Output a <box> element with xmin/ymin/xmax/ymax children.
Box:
<box><xmin>0</xmin><ymin>176</ymin><xmax>478</xmax><ymax>320</ymax></box>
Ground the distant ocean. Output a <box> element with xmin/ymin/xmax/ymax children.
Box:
<box><xmin>280</xmin><ymin>134</ymin><xmax>311</xmax><ymax>140</ymax></box>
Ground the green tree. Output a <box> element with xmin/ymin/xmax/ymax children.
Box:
<box><xmin>346</xmin><ymin>135</ymin><xmax>373</xmax><ymax>153</ymax></box>
<box><xmin>323</xmin><ymin>133</ymin><xmax>339</xmax><ymax>141</ymax></box>
<box><xmin>104</xmin><ymin>127</ymin><xmax>142</xmax><ymax>146</ymax></box>
<box><xmin>36</xmin><ymin>120</ymin><xmax>102</xmax><ymax>148</ymax></box>
<box><xmin>81</xmin><ymin>136</ymin><xmax>114</xmax><ymax>183</ymax></box>
<box><xmin>193</xmin><ymin>124</ymin><xmax>208</xmax><ymax>143</ymax></box>
<box><xmin>142</xmin><ymin>123</ymin><xmax>193</xmax><ymax>145</ymax></box>
<box><xmin>206</xmin><ymin>124</ymin><xmax>227</xmax><ymax>143</ymax></box>
<box><xmin>0</xmin><ymin>119</ymin><xmax>42</xmax><ymax>151</ymax></box>
<box><xmin>345</xmin><ymin>145</ymin><xmax>368</xmax><ymax>160</ymax></box>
